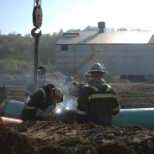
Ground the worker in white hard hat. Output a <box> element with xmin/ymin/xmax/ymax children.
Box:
<box><xmin>67</xmin><ymin>72</ymin><xmax>91</xmax><ymax>97</ymax></box>
<box><xmin>21</xmin><ymin>84</ymin><xmax>63</xmax><ymax>120</ymax></box>
<box><xmin>75</xmin><ymin>62</ymin><xmax>121</xmax><ymax>127</ymax></box>
<box><xmin>84</xmin><ymin>71</ymin><xmax>92</xmax><ymax>83</ymax></box>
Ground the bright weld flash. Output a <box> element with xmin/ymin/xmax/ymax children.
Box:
<box><xmin>65</xmin><ymin>105</ymin><xmax>70</xmax><ymax>110</ymax></box>
<box><xmin>56</xmin><ymin>108</ymin><xmax>61</xmax><ymax>114</ymax></box>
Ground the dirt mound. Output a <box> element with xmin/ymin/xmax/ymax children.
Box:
<box><xmin>1</xmin><ymin>121</ymin><xmax>154</xmax><ymax>154</ymax></box>
<box><xmin>0</xmin><ymin>124</ymin><xmax>40</xmax><ymax>154</ymax></box>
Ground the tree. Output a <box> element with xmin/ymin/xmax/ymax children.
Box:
<box><xmin>8</xmin><ymin>56</ymin><xmax>17</xmax><ymax>70</ymax></box>
<box><xmin>83</xmin><ymin>26</ymin><xmax>98</xmax><ymax>31</ymax></box>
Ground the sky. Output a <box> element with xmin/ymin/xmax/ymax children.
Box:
<box><xmin>0</xmin><ymin>0</ymin><xmax>154</xmax><ymax>36</ymax></box>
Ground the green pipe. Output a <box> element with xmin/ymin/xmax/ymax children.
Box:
<box><xmin>2</xmin><ymin>100</ymin><xmax>154</xmax><ymax>129</ymax></box>
<box><xmin>3</xmin><ymin>100</ymin><xmax>26</xmax><ymax>119</ymax></box>
<box><xmin>112</xmin><ymin>108</ymin><xmax>154</xmax><ymax>129</ymax></box>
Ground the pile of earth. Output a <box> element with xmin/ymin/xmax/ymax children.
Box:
<box><xmin>0</xmin><ymin>120</ymin><xmax>154</xmax><ymax>154</ymax></box>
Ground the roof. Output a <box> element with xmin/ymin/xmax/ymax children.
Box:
<box><xmin>56</xmin><ymin>30</ymin><xmax>154</xmax><ymax>44</ymax></box>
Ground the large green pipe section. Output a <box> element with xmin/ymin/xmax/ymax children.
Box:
<box><xmin>112</xmin><ymin>108</ymin><xmax>154</xmax><ymax>129</ymax></box>
<box><xmin>2</xmin><ymin>100</ymin><xmax>154</xmax><ymax>129</ymax></box>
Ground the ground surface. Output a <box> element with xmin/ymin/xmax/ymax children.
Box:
<box><xmin>1</xmin><ymin>82</ymin><xmax>154</xmax><ymax>154</ymax></box>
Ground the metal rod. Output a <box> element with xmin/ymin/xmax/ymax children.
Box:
<box><xmin>34</xmin><ymin>34</ymin><xmax>40</xmax><ymax>91</ymax></box>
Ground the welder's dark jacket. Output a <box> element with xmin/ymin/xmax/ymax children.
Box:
<box><xmin>21</xmin><ymin>84</ymin><xmax>55</xmax><ymax>120</ymax></box>
<box><xmin>75</xmin><ymin>77</ymin><xmax>120</xmax><ymax>127</ymax></box>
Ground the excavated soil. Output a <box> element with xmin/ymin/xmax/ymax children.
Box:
<box><xmin>1</xmin><ymin>82</ymin><xmax>154</xmax><ymax>154</ymax></box>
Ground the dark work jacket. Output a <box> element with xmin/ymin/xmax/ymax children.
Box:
<box><xmin>21</xmin><ymin>84</ymin><xmax>55</xmax><ymax>120</ymax></box>
<box><xmin>75</xmin><ymin>77</ymin><xmax>120</xmax><ymax>127</ymax></box>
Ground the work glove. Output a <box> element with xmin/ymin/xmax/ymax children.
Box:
<box><xmin>23</xmin><ymin>96</ymin><xmax>30</xmax><ymax>104</ymax></box>
<box><xmin>35</xmin><ymin>108</ymin><xmax>51</xmax><ymax>119</ymax></box>
<box><xmin>72</xmin><ymin>81</ymin><xmax>80</xmax><ymax>87</ymax></box>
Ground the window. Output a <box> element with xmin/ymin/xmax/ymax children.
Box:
<box><xmin>61</xmin><ymin>45</ymin><xmax>68</xmax><ymax>51</ymax></box>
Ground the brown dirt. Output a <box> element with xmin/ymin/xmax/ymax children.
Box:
<box><xmin>1</xmin><ymin>82</ymin><xmax>154</xmax><ymax>154</ymax></box>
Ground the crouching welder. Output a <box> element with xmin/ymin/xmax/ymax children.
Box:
<box><xmin>75</xmin><ymin>62</ymin><xmax>121</xmax><ymax>127</ymax></box>
<box><xmin>0</xmin><ymin>84</ymin><xmax>65</xmax><ymax>122</ymax></box>
<box><xmin>21</xmin><ymin>84</ymin><xmax>63</xmax><ymax>120</ymax></box>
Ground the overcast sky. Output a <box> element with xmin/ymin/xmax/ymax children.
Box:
<box><xmin>0</xmin><ymin>0</ymin><xmax>154</xmax><ymax>36</ymax></box>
